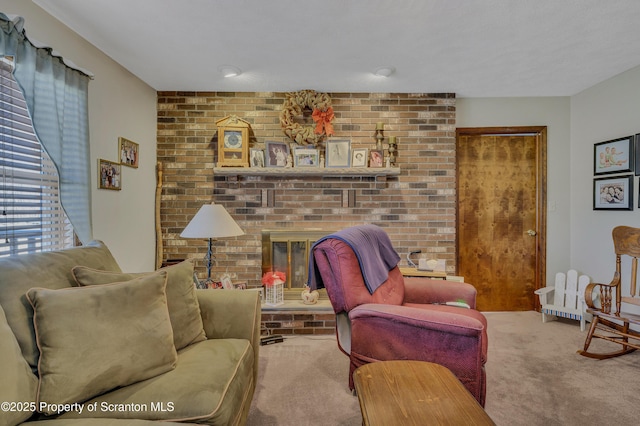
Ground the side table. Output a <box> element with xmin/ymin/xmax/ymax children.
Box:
<box><xmin>399</xmin><ymin>267</ymin><xmax>447</xmax><ymax>279</ymax></box>
<box><xmin>353</xmin><ymin>360</ymin><xmax>494</xmax><ymax>426</ymax></box>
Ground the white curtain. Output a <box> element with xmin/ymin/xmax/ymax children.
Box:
<box><xmin>0</xmin><ymin>13</ymin><xmax>93</xmax><ymax>244</ymax></box>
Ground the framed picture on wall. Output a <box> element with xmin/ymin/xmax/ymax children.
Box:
<box><xmin>594</xmin><ymin>136</ymin><xmax>634</xmax><ymax>175</ymax></box>
<box><xmin>118</xmin><ymin>137</ymin><xmax>139</xmax><ymax>168</ymax></box>
<box><xmin>98</xmin><ymin>159</ymin><xmax>122</xmax><ymax>190</ymax></box>
<box><xmin>634</xmin><ymin>134</ymin><xmax>640</xmax><ymax>176</ymax></box>
<box><xmin>593</xmin><ymin>175</ymin><xmax>633</xmax><ymax>210</ymax></box>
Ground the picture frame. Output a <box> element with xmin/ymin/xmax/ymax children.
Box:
<box><xmin>594</xmin><ymin>135</ymin><xmax>634</xmax><ymax>175</ymax></box>
<box><xmin>118</xmin><ymin>137</ymin><xmax>139</xmax><ymax>168</ymax></box>
<box><xmin>351</xmin><ymin>148</ymin><xmax>369</xmax><ymax>168</ymax></box>
<box><xmin>635</xmin><ymin>134</ymin><xmax>640</xmax><ymax>176</ymax></box>
<box><xmin>250</xmin><ymin>149</ymin><xmax>265</xmax><ymax>167</ymax></box>
<box><xmin>593</xmin><ymin>175</ymin><xmax>633</xmax><ymax>210</ymax></box>
<box><xmin>369</xmin><ymin>149</ymin><xmax>384</xmax><ymax>168</ymax></box>
<box><xmin>220</xmin><ymin>273</ymin><xmax>233</xmax><ymax>290</ymax></box>
<box><xmin>265</xmin><ymin>141</ymin><xmax>290</xmax><ymax>167</ymax></box>
<box><xmin>233</xmin><ymin>282</ymin><xmax>247</xmax><ymax>290</ymax></box>
<box><xmin>326</xmin><ymin>139</ymin><xmax>351</xmax><ymax>167</ymax></box>
<box><xmin>98</xmin><ymin>159</ymin><xmax>122</xmax><ymax>190</ymax></box>
<box><xmin>293</xmin><ymin>147</ymin><xmax>320</xmax><ymax>167</ymax></box>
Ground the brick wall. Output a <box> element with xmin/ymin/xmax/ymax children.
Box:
<box><xmin>157</xmin><ymin>91</ymin><xmax>456</xmax><ymax>286</ymax></box>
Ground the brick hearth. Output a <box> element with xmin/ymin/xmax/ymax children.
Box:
<box><xmin>261</xmin><ymin>300</ymin><xmax>336</xmax><ymax>335</ymax></box>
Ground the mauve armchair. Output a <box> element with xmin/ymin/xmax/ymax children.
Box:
<box><xmin>310</xmin><ymin>228</ymin><xmax>488</xmax><ymax>406</ymax></box>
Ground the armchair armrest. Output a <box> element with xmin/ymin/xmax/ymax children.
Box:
<box><xmin>348</xmin><ymin>303</ymin><xmax>486</xmax><ymax>399</ymax></box>
<box><xmin>534</xmin><ymin>286</ymin><xmax>554</xmax><ymax>305</ymax></box>
<box><xmin>584</xmin><ymin>282</ymin><xmax>610</xmax><ymax>311</ymax></box>
<box><xmin>403</xmin><ymin>277</ymin><xmax>477</xmax><ymax>309</ymax></box>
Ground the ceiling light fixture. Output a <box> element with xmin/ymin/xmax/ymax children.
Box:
<box><xmin>373</xmin><ymin>66</ymin><xmax>396</xmax><ymax>77</ymax></box>
<box><xmin>218</xmin><ymin>65</ymin><xmax>242</xmax><ymax>78</ymax></box>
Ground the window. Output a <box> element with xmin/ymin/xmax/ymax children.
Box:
<box><xmin>0</xmin><ymin>57</ymin><xmax>73</xmax><ymax>257</ymax></box>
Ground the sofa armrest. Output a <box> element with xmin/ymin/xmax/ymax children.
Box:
<box><xmin>196</xmin><ymin>289</ymin><xmax>261</xmax><ymax>383</ymax></box>
<box><xmin>403</xmin><ymin>277</ymin><xmax>477</xmax><ymax>309</ymax></box>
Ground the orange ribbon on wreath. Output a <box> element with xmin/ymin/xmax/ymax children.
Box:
<box><xmin>312</xmin><ymin>107</ymin><xmax>335</xmax><ymax>136</ymax></box>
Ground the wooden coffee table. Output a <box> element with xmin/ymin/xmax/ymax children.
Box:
<box><xmin>353</xmin><ymin>360</ymin><xmax>495</xmax><ymax>426</ymax></box>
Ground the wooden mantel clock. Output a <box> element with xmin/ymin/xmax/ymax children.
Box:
<box><xmin>216</xmin><ymin>115</ymin><xmax>250</xmax><ymax>167</ymax></box>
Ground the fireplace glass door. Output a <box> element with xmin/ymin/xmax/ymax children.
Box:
<box><xmin>262</xmin><ymin>229</ymin><xmax>332</xmax><ymax>297</ymax></box>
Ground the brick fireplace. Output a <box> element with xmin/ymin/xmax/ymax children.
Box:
<box><xmin>157</xmin><ymin>91</ymin><xmax>457</xmax><ymax>299</ymax></box>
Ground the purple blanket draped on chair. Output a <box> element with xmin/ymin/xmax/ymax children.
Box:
<box><xmin>307</xmin><ymin>224</ymin><xmax>401</xmax><ymax>294</ymax></box>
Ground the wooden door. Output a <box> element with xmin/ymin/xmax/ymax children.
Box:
<box><xmin>457</xmin><ymin>127</ymin><xmax>546</xmax><ymax>311</ymax></box>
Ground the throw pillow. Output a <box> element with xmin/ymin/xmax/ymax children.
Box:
<box><xmin>72</xmin><ymin>260</ymin><xmax>207</xmax><ymax>350</ymax></box>
<box><xmin>26</xmin><ymin>271</ymin><xmax>177</xmax><ymax>414</ymax></box>
<box><xmin>0</xmin><ymin>304</ymin><xmax>38</xmax><ymax>425</ymax></box>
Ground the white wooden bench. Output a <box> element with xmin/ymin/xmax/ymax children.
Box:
<box><xmin>534</xmin><ymin>270</ymin><xmax>591</xmax><ymax>331</ymax></box>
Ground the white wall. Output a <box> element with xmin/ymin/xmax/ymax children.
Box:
<box><xmin>570</xmin><ymin>65</ymin><xmax>640</xmax><ymax>285</ymax></box>
<box><xmin>5</xmin><ymin>1</ymin><xmax>158</xmax><ymax>271</ymax></box>
<box><xmin>456</xmin><ymin>97</ymin><xmax>571</xmax><ymax>285</ymax></box>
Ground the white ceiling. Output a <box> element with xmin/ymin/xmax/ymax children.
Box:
<box><xmin>32</xmin><ymin>0</ymin><xmax>640</xmax><ymax>97</ymax></box>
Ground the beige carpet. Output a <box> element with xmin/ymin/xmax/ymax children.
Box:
<box><xmin>247</xmin><ymin>311</ymin><xmax>640</xmax><ymax>425</ymax></box>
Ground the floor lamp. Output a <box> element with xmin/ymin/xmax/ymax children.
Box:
<box><xmin>180</xmin><ymin>202</ymin><xmax>244</xmax><ymax>286</ymax></box>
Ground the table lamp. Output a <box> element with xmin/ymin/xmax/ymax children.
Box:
<box><xmin>180</xmin><ymin>202</ymin><xmax>244</xmax><ymax>285</ymax></box>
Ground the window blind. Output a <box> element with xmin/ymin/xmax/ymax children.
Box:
<box><xmin>0</xmin><ymin>58</ymin><xmax>73</xmax><ymax>256</ymax></box>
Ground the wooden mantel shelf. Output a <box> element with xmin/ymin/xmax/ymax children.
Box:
<box><xmin>213</xmin><ymin>166</ymin><xmax>401</xmax><ymax>178</ymax></box>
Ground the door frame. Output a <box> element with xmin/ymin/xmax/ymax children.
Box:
<box><xmin>456</xmin><ymin>126</ymin><xmax>547</xmax><ymax>308</ymax></box>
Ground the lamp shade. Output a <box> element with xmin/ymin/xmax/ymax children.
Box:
<box><xmin>180</xmin><ymin>203</ymin><xmax>244</xmax><ymax>239</ymax></box>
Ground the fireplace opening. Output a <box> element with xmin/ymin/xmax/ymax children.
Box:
<box><xmin>261</xmin><ymin>229</ymin><xmax>333</xmax><ymax>299</ymax></box>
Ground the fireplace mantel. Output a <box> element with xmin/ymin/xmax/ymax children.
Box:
<box><xmin>213</xmin><ymin>166</ymin><xmax>400</xmax><ymax>178</ymax></box>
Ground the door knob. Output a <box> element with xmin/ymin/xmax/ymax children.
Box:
<box><xmin>527</xmin><ymin>229</ymin><xmax>537</xmax><ymax>236</ymax></box>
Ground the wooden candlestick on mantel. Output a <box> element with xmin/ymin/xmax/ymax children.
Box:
<box><xmin>388</xmin><ymin>136</ymin><xmax>397</xmax><ymax>166</ymax></box>
<box><xmin>375</xmin><ymin>127</ymin><xmax>384</xmax><ymax>151</ymax></box>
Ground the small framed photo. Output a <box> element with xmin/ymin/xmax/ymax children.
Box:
<box><xmin>265</xmin><ymin>141</ymin><xmax>290</xmax><ymax>167</ymax></box>
<box><xmin>98</xmin><ymin>159</ymin><xmax>122</xmax><ymax>190</ymax></box>
<box><xmin>326</xmin><ymin>139</ymin><xmax>351</xmax><ymax>167</ymax></box>
<box><xmin>118</xmin><ymin>137</ymin><xmax>139</xmax><ymax>168</ymax></box>
<box><xmin>594</xmin><ymin>135</ymin><xmax>633</xmax><ymax>175</ymax></box>
<box><xmin>593</xmin><ymin>175</ymin><xmax>633</xmax><ymax>210</ymax></box>
<box><xmin>294</xmin><ymin>148</ymin><xmax>320</xmax><ymax>167</ymax></box>
<box><xmin>220</xmin><ymin>273</ymin><xmax>233</xmax><ymax>290</ymax></box>
<box><xmin>233</xmin><ymin>282</ymin><xmax>247</xmax><ymax>290</ymax></box>
<box><xmin>250</xmin><ymin>149</ymin><xmax>265</xmax><ymax>167</ymax></box>
<box><xmin>352</xmin><ymin>148</ymin><xmax>369</xmax><ymax>168</ymax></box>
<box><xmin>369</xmin><ymin>149</ymin><xmax>384</xmax><ymax>168</ymax></box>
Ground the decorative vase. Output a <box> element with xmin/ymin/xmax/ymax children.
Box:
<box><xmin>301</xmin><ymin>285</ymin><xmax>319</xmax><ymax>305</ymax></box>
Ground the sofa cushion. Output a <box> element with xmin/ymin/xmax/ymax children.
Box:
<box><xmin>60</xmin><ymin>338</ymin><xmax>255</xmax><ymax>426</ymax></box>
<box><xmin>26</xmin><ymin>271</ymin><xmax>178</xmax><ymax>415</ymax></box>
<box><xmin>0</xmin><ymin>241</ymin><xmax>121</xmax><ymax>369</ymax></box>
<box><xmin>72</xmin><ymin>260</ymin><xmax>206</xmax><ymax>350</ymax></box>
<box><xmin>28</xmin><ymin>420</ymin><xmax>194</xmax><ymax>425</ymax></box>
<box><xmin>0</xmin><ymin>304</ymin><xmax>38</xmax><ymax>426</ymax></box>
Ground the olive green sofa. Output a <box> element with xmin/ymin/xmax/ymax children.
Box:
<box><xmin>0</xmin><ymin>241</ymin><xmax>260</xmax><ymax>426</ymax></box>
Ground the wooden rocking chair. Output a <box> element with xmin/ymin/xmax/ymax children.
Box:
<box><xmin>579</xmin><ymin>226</ymin><xmax>640</xmax><ymax>359</ymax></box>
